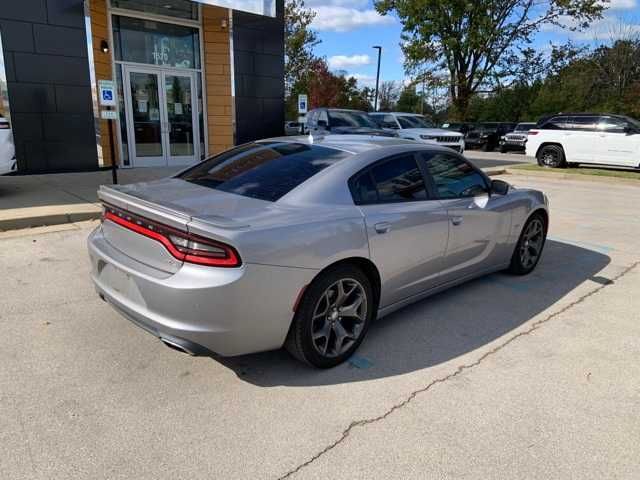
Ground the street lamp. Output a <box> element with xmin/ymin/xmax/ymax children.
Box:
<box><xmin>372</xmin><ymin>45</ymin><xmax>382</xmax><ymax>111</ymax></box>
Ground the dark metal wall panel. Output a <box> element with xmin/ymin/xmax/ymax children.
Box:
<box><xmin>0</xmin><ymin>0</ymin><xmax>97</xmax><ymax>173</ymax></box>
<box><xmin>232</xmin><ymin>0</ymin><xmax>284</xmax><ymax>144</ymax></box>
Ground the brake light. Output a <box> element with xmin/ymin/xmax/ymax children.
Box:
<box><xmin>102</xmin><ymin>204</ymin><xmax>241</xmax><ymax>267</ymax></box>
<box><xmin>528</xmin><ymin>130</ymin><xmax>539</xmax><ymax>135</ymax></box>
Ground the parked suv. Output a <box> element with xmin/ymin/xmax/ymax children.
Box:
<box><xmin>306</xmin><ymin>108</ymin><xmax>395</xmax><ymax>137</ymax></box>
<box><xmin>465</xmin><ymin>122</ymin><xmax>517</xmax><ymax>151</ymax></box>
<box><xmin>370</xmin><ymin>112</ymin><xmax>465</xmax><ymax>153</ymax></box>
<box><xmin>0</xmin><ymin>116</ymin><xmax>16</xmax><ymax>175</ymax></box>
<box><xmin>526</xmin><ymin>113</ymin><xmax>640</xmax><ymax>168</ymax></box>
<box><xmin>499</xmin><ymin>122</ymin><xmax>537</xmax><ymax>153</ymax></box>
<box><xmin>441</xmin><ymin>121</ymin><xmax>474</xmax><ymax>136</ymax></box>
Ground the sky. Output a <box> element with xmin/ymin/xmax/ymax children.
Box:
<box><xmin>304</xmin><ymin>0</ymin><xmax>640</xmax><ymax>88</ymax></box>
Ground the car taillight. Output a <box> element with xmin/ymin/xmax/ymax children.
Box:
<box><xmin>528</xmin><ymin>130</ymin><xmax>539</xmax><ymax>135</ymax></box>
<box><xmin>102</xmin><ymin>204</ymin><xmax>241</xmax><ymax>267</ymax></box>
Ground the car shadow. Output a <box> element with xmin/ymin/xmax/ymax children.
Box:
<box><xmin>214</xmin><ymin>240</ymin><xmax>610</xmax><ymax>387</ymax></box>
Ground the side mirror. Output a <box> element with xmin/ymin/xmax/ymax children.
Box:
<box><xmin>317</xmin><ymin>120</ymin><xmax>328</xmax><ymax>129</ymax></box>
<box><xmin>491</xmin><ymin>179</ymin><xmax>510</xmax><ymax>195</ymax></box>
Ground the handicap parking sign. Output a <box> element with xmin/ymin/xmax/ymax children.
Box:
<box><xmin>98</xmin><ymin>80</ymin><xmax>116</xmax><ymax>107</ymax></box>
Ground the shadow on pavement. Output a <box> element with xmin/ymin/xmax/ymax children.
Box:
<box><xmin>217</xmin><ymin>240</ymin><xmax>610</xmax><ymax>387</ymax></box>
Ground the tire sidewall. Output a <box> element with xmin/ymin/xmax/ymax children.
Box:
<box><xmin>294</xmin><ymin>266</ymin><xmax>374</xmax><ymax>368</ymax></box>
<box><xmin>537</xmin><ymin>145</ymin><xmax>565</xmax><ymax>168</ymax></box>
<box><xmin>510</xmin><ymin>213</ymin><xmax>547</xmax><ymax>275</ymax></box>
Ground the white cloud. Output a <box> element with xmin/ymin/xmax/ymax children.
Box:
<box><xmin>570</xmin><ymin>16</ymin><xmax>640</xmax><ymax>40</ymax></box>
<box><xmin>311</xmin><ymin>6</ymin><xmax>394</xmax><ymax>32</ymax></box>
<box><xmin>606</xmin><ymin>0</ymin><xmax>637</xmax><ymax>10</ymax></box>
<box><xmin>347</xmin><ymin>73</ymin><xmax>376</xmax><ymax>87</ymax></box>
<box><xmin>328</xmin><ymin>54</ymin><xmax>372</xmax><ymax>69</ymax></box>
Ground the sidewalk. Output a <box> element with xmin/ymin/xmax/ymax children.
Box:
<box><xmin>0</xmin><ymin>167</ymin><xmax>180</xmax><ymax>231</ymax></box>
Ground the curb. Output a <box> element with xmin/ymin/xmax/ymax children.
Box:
<box><xmin>0</xmin><ymin>206</ymin><xmax>101</xmax><ymax>232</ymax></box>
<box><xmin>504</xmin><ymin>168</ymin><xmax>640</xmax><ymax>186</ymax></box>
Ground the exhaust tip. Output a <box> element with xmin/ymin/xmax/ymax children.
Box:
<box><xmin>161</xmin><ymin>337</ymin><xmax>196</xmax><ymax>356</ymax></box>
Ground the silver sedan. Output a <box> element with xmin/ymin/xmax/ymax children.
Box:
<box><xmin>88</xmin><ymin>135</ymin><xmax>548</xmax><ymax>368</ymax></box>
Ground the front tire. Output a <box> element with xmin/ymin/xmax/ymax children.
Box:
<box><xmin>508</xmin><ymin>213</ymin><xmax>547</xmax><ymax>275</ymax></box>
<box><xmin>285</xmin><ymin>265</ymin><xmax>374</xmax><ymax>368</ymax></box>
<box><xmin>537</xmin><ymin>145</ymin><xmax>566</xmax><ymax>168</ymax></box>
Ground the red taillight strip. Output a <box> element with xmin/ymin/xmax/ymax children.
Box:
<box><xmin>104</xmin><ymin>210</ymin><xmax>240</xmax><ymax>267</ymax></box>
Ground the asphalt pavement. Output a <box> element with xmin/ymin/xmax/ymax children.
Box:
<box><xmin>1</xmin><ymin>172</ymin><xmax>638</xmax><ymax>479</ymax></box>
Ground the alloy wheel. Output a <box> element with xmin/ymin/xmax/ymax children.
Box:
<box><xmin>541</xmin><ymin>151</ymin><xmax>559</xmax><ymax>167</ymax></box>
<box><xmin>311</xmin><ymin>278</ymin><xmax>367</xmax><ymax>358</ymax></box>
<box><xmin>519</xmin><ymin>218</ymin><xmax>545</xmax><ymax>269</ymax></box>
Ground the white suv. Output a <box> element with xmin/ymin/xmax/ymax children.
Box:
<box><xmin>526</xmin><ymin>113</ymin><xmax>640</xmax><ymax>169</ymax></box>
<box><xmin>0</xmin><ymin>116</ymin><xmax>16</xmax><ymax>175</ymax></box>
<box><xmin>370</xmin><ymin>112</ymin><xmax>465</xmax><ymax>153</ymax></box>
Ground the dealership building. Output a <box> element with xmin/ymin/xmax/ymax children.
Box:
<box><xmin>0</xmin><ymin>0</ymin><xmax>284</xmax><ymax>173</ymax></box>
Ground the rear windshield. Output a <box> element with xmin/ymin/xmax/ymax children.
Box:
<box><xmin>177</xmin><ymin>142</ymin><xmax>350</xmax><ymax>202</ymax></box>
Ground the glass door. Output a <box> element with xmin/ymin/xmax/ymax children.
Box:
<box><xmin>163</xmin><ymin>72</ymin><xmax>198</xmax><ymax>166</ymax></box>
<box><xmin>123</xmin><ymin>66</ymin><xmax>199</xmax><ymax>167</ymax></box>
<box><xmin>124</xmin><ymin>67</ymin><xmax>166</xmax><ymax>167</ymax></box>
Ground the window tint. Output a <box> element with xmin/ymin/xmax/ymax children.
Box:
<box><xmin>570</xmin><ymin>116</ymin><xmax>599</xmax><ymax>131</ymax></box>
<box><xmin>328</xmin><ymin>110</ymin><xmax>378</xmax><ymax>128</ymax></box>
<box><xmin>351</xmin><ymin>155</ymin><xmax>428</xmax><ymax>204</ymax></box>
<box><xmin>178</xmin><ymin>142</ymin><xmax>350</xmax><ymax>202</ymax></box>
<box><xmin>425</xmin><ymin>153</ymin><xmax>488</xmax><ymax>199</ymax></box>
<box><xmin>372</xmin><ymin>114</ymin><xmax>399</xmax><ymax>129</ymax></box>
<box><xmin>541</xmin><ymin>116</ymin><xmax>571</xmax><ymax>130</ymax></box>
<box><xmin>598</xmin><ymin>116</ymin><xmax>628</xmax><ymax>133</ymax></box>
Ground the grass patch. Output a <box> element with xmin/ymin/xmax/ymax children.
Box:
<box><xmin>511</xmin><ymin>164</ymin><xmax>640</xmax><ymax>180</ymax></box>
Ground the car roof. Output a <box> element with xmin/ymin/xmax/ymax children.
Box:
<box><xmin>259</xmin><ymin>134</ymin><xmax>423</xmax><ymax>155</ymax></box>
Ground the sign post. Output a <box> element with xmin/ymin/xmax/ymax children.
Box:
<box><xmin>297</xmin><ymin>94</ymin><xmax>308</xmax><ymax>133</ymax></box>
<box><xmin>98</xmin><ymin>80</ymin><xmax>118</xmax><ymax>184</ymax></box>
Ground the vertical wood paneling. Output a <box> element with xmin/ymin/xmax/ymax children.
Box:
<box><xmin>202</xmin><ymin>5</ymin><xmax>234</xmax><ymax>154</ymax></box>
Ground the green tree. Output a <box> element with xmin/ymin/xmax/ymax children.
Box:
<box><xmin>375</xmin><ymin>0</ymin><xmax>604</xmax><ymax>120</ymax></box>
<box><xmin>285</xmin><ymin>0</ymin><xmax>320</xmax><ymax>118</ymax></box>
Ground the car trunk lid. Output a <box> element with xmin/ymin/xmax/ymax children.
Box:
<box><xmin>98</xmin><ymin>178</ymin><xmax>269</xmax><ymax>273</ymax></box>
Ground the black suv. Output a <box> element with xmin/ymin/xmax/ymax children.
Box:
<box><xmin>465</xmin><ymin>122</ymin><xmax>517</xmax><ymax>151</ymax></box>
<box><xmin>441</xmin><ymin>121</ymin><xmax>475</xmax><ymax>135</ymax></box>
<box><xmin>306</xmin><ymin>108</ymin><xmax>396</xmax><ymax>137</ymax></box>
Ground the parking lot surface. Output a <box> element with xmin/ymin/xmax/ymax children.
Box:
<box><xmin>1</xmin><ymin>173</ymin><xmax>638</xmax><ymax>479</ymax></box>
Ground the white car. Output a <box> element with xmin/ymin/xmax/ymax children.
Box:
<box><xmin>370</xmin><ymin>112</ymin><xmax>465</xmax><ymax>153</ymax></box>
<box><xmin>526</xmin><ymin>113</ymin><xmax>640</xmax><ymax>169</ymax></box>
<box><xmin>0</xmin><ymin>116</ymin><xmax>16</xmax><ymax>175</ymax></box>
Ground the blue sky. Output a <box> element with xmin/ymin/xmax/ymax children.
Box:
<box><xmin>305</xmin><ymin>0</ymin><xmax>640</xmax><ymax>88</ymax></box>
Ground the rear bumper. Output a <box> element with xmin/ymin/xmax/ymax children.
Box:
<box><xmin>88</xmin><ymin>226</ymin><xmax>317</xmax><ymax>356</ymax></box>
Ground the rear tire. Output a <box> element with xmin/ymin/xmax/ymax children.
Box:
<box><xmin>285</xmin><ymin>265</ymin><xmax>374</xmax><ymax>368</ymax></box>
<box><xmin>508</xmin><ymin>213</ymin><xmax>547</xmax><ymax>275</ymax></box>
<box><xmin>537</xmin><ymin>145</ymin><xmax>566</xmax><ymax>168</ymax></box>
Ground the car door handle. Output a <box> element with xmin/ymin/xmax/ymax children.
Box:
<box><xmin>374</xmin><ymin>222</ymin><xmax>391</xmax><ymax>234</ymax></box>
<box><xmin>451</xmin><ymin>216</ymin><xmax>463</xmax><ymax>226</ymax></box>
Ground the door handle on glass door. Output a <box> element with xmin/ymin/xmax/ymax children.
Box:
<box><xmin>374</xmin><ymin>222</ymin><xmax>391</xmax><ymax>234</ymax></box>
<box><xmin>451</xmin><ymin>216</ymin><xmax>463</xmax><ymax>226</ymax></box>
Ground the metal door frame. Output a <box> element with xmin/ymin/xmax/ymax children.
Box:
<box><xmin>123</xmin><ymin>64</ymin><xmax>200</xmax><ymax>167</ymax></box>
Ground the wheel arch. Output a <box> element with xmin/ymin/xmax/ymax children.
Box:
<box><xmin>535</xmin><ymin>142</ymin><xmax>565</xmax><ymax>158</ymax></box>
<box><xmin>301</xmin><ymin>257</ymin><xmax>382</xmax><ymax>313</ymax></box>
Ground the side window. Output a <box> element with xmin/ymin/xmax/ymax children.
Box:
<box><xmin>351</xmin><ymin>155</ymin><xmax>428</xmax><ymax>204</ymax></box>
<box><xmin>570</xmin><ymin>116</ymin><xmax>599</xmax><ymax>131</ymax></box>
<box><xmin>375</xmin><ymin>114</ymin><xmax>399</xmax><ymax>129</ymax></box>
<box><xmin>319</xmin><ymin>110</ymin><xmax>329</xmax><ymax>126</ymax></box>
<box><xmin>424</xmin><ymin>153</ymin><xmax>488</xmax><ymax>199</ymax></box>
<box><xmin>307</xmin><ymin>111</ymin><xmax>317</xmax><ymax>127</ymax></box>
<box><xmin>598</xmin><ymin>116</ymin><xmax>628</xmax><ymax>133</ymax></box>
<box><xmin>541</xmin><ymin>116</ymin><xmax>571</xmax><ymax>130</ymax></box>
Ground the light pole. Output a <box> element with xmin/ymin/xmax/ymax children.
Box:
<box><xmin>372</xmin><ymin>45</ymin><xmax>382</xmax><ymax>111</ymax></box>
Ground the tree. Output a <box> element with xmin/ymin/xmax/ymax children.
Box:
<box><xmin>396</xmin><ymin>85</ymin><xmax>423</xmax><ymax>113</ymax></box>
<box><xmin>375</xmin><ymin>0</ymin><xmax>604</xmax><ymax>120</ymax></box>
<box><xmin>285</xmin><ymin>0</ymin><xmax>320</xmax><ymax>118</ymax></box>
<box><xmin>378</xmin><ymin>81</ymin><xmax>400</xmax><ymax>111</ymax></box>
<box><xmin>285</xmin><ymin>0</ymin><xmax>319</xmax><ymax>94</ymax></box>
<box><xmin>306</xmin><ymin>59</ymin><xmax>373</xmax><ymax>111</ymax></box>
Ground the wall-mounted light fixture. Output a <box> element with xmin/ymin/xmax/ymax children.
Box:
<box><xmin>100</xmin><ymin>40</ymin><xmax>109</xmax><ymax>54</ymax></box>
<box><xmin>221</xmin><ymin>19</ymin><xmax>228</xmax><ymax>29</ymax></box>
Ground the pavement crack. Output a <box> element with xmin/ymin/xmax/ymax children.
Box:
<box><xmin>276</xmin><ymin>260</ymin><xmax>640</xmax><ymax>479</ymax></box>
